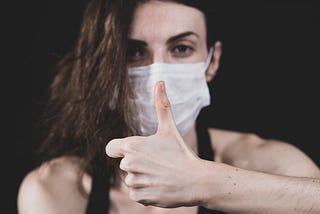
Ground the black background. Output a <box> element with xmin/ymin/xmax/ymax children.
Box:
<box><xmin>5</xmin><ymin>0</ymin><xmax>320</xmax><ymax>213</ymax></box>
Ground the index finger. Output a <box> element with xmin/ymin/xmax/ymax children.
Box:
<box><xmin>105</xmin><ymin>139</ymin><xmax>125</xmax><ymax>158</ymax></box>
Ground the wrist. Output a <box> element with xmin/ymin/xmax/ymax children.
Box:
<box><xmin>192</xmin><ymin>160</ymin><xmax>240</xmax><ymax>211</ymax></box>
<box><xmin>190</xmin><ymin>159</ymin><xmax>223</xmax><ymax>208</ymax></box>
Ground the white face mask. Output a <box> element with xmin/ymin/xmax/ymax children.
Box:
<box><xmin>128</xmin><ymin>48</ymin><xmax>214</xmax><ymax>136</ymax></box>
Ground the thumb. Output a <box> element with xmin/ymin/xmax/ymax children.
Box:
<box><xmin>154</xmin><ymin>81</ymin><xmax>178</xmax><ymax>134</ymax></box>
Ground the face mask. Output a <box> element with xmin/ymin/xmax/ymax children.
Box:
<box><xmin>128</xmin><ymin>48</ymin><xmax>214</xmax><ymax>136</ymax></box>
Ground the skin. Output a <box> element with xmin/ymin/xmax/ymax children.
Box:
<box><xmin>18</xmin><ymin>1</ymin><xmax>320</xmax><ymax>214</ymax></box>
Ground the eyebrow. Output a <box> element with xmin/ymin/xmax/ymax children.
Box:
<box><xmin>166</xmin><ymin>31</ymin><xmax>199</xmax><ymax>44</ymax></box>
<box><xmin>127</xmin><ymin>31</ymin><xmax>199</xmax><ymax>47</ymax></box>
<box><xmin>127</xmin><ymin>39</ymin><xmax>147</xmax><ymax>47</ymax></box>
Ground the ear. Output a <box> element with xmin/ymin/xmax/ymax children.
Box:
<box><xmin>206</xmin><ymin>41</ymin><xmax>222</xmax><ymax>82</ymax></box>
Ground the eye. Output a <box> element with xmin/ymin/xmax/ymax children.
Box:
<box><xmin>172</xmin><ymin>45</ymin><xmax>193</xmax><ymax>57</ymax></box>
<box><xmin>127</xmin><ymin>46</ymin><xmax>146</xmax><ymax>62</ymax></box>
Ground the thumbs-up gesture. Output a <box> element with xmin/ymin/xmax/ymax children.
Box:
<box><xmin>106</xmin><ymin>81</ymin><xmax>204</xmax><ymax>208</ymax></box>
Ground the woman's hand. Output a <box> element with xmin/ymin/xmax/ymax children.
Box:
<box><xmin>106</xmin><ymin>81</ymin><xmax>205</xmax><ymax>208</ymax></box>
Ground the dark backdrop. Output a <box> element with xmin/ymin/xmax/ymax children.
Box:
<box><xmin>6</xmin><ymin>0</ymin><xmax>320</xmax><ymax>213</ymax></box>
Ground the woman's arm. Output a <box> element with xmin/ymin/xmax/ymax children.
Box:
<box><xmin>205</xmin><ymin>129</ymin><xmax>320</xmax><ymax>213</ymax></box>
<box><xmin>196</xmin><ymin>160</ymin><xmax>320</xmax><ymax>214</ymax></box>
<box><xmin>206</xmin><ymin>129</ymin><xmax>320</xmax><ymax>213</ymax></box>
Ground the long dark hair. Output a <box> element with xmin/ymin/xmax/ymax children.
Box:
<box><xmin>37</xmin><ymin>0</ymin><xmax>217</xmax><ymax>213</ymax></box>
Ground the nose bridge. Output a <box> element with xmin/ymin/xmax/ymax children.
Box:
<box><xmin>151</xmin><ymin>46</ymin><xmax>169</xmax><ymax>64</ymax></box>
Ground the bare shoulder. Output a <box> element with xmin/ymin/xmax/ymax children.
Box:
<box><xmin>18</xmin><ymin>156</ymin><xmax>92</xmax><ymax>214</ymax></box>
<box><xmin>207</xmin><ymin>128</ymin><xmax>263</xmax><ymax>160</ymax></box>
<box><xmin>208</xmin><ymin>128</ymin><xmax>320</xmax><ymax>177</ymax></box>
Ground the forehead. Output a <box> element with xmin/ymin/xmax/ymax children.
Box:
<box><xmin>129</xmin><ymin>1</ymin><xmax>206</xmax><ymax>41</ymax></box>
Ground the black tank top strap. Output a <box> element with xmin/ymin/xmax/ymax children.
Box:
<box><xmin>196</xmin><ymin>107</ymin><xmax>214</xmax><ymax>161</ymax></box>
<box><xmin>86</xmin><ymin>164</ymin><xmax>110</xmax><ymax>214</ymax></box>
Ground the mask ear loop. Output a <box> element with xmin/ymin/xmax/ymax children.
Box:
<box><xmin>205</xmin><ymin>47</ymin><xmax>214</xmax><ymax>70</ymax></box>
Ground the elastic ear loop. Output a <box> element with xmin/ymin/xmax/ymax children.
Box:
<box><xmin>206</xmin><ymin>47</ymin><xmax>214</xmax><ymax>67</ymax></box>
<box><xmin>204</xmin><ymin>47</ymin><xmax>214</xmax><ymax>76</ymax></box>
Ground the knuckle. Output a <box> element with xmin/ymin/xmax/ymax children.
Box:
<box><xmin>124</xmin><ymin>173</ymin><xmax>135</xmax><ymax>187</ymax></box>
<box><xmin>119</xmin><ymin>158</ymin><xmax>129</xmax><ymax>171</ymax></box>
<box><xmin>129</xmin><ymin>189</ymin><xmax>140</xmax><ymax>201</ymax></box>
<box><xmin>119</xmin><ymin>157</ymin><xmax>136</xmax><ymax>171</ymax></box>
<box><xmin>121</xmin><ymin>142</ymin><xmax>137</xmax><ymax>153</ymax></box>
<box><xmin>120</xmin><ymin>137</ymin><xmax>145</xmax><ymax>153</ymax></box>
<box><xmin>129</xmin><ymin>187</ymin><xmax>153</xmax><ymax>206</ymax></box>
<box><xmin>162</xmin><ymin>100</ymin><xmax>171</xmax><ymax>109</ymax></box>
<box><xmin>129</xmin><ymin>189</ymin><xmax>152</xmax><ymax>206</ymax></box>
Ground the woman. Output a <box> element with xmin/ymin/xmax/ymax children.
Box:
<box><xmin>18</xmin><ymin>0</ymin><xmax>320</xmax><ymax>214</ymax></box>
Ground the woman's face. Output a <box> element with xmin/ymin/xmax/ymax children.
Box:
<box><xmin>127</xmin><ymin>1</ymin><xmax>209</xmax><ymax>68</ymax></box>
